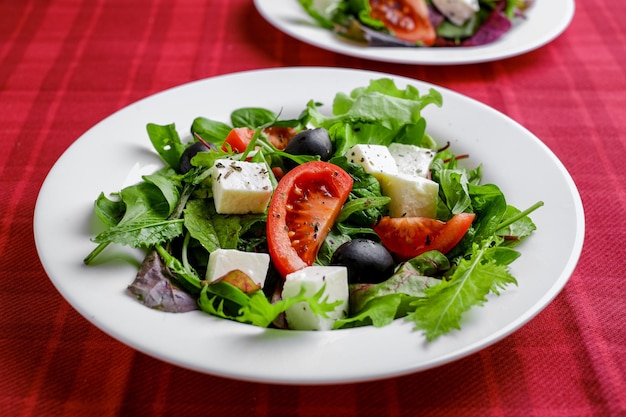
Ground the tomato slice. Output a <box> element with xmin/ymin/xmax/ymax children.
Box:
<box><xmin>222</xmin><ymin>127</ymin><xmax>255</xmax><ymax>153</ymax></box>
<box><xmin>222</xmin><ymin>126</ymin><xmax>297</xmax><ymax>153</ymax></box>
<box><xmin>369</xmin><ymin>0</ymin><xmax>436</xmax><ymax>46</ymax></box>
<box><xmin>374</xmin><ymin>213</ymin><xmax>476</xmax><ymax>260</ymax></box>
<box><xmin>267</xmin><ymin>161</ymin><xmax>353</xmax><ymax>278</ymax></box>
<box><xmin>263</xmin><ymin>126</ymin><xmax>297</xmax><ymax>150</ymax></box>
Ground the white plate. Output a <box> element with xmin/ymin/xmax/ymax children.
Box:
<box><xmin>254</xmin><ymin>0</ymin><xmax>575</xmax><ymax>65</ymax></box>
<box><xmin>34</xmin><ymin>67</ymin><xmax>584</xmax><ymax>384</ymax></box>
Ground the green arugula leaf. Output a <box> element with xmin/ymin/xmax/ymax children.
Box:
<box><xmin>407</xmin><ymin>239</ymin><xmax>518</xmax><ymax>341</ymax></box>
<box><xmin>199</xmin><ymin>281</ymin><xmax>341</xmax><ymax>328</ymax></box>
<box><xmin>334</xmin><ymin>293</ymin><xmax>404</xmax><ymax>328</ymax></box>
<box><xmin>154</xmin><ymin>244</ymin><xmax>203</xmax><ymax>294</ymax></box>
<box><xmin>90</xmin><ymin>181</ymin><xmax>183</xmax><ymax>248</ymax></box>
<box><xmin>496</xmin><ymin>204</ymin><xmax>540</xmax><ymax>246</ymax></box>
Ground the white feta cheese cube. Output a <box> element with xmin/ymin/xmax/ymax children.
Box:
<box><xmin>378</xmin><ymin>172</ymin><xmax>439</xmax><ymax>219</ymax></box>
<box><xmin>388</xmin><ymin>143</ymin><xmax>436</xmax><ymax>178</ymax></box>
<box><xmin>282</xmin><ymin>266</ymin><xmax>349</xmax><ymax>331</ymax></box>
<box><xmin>346</xmin><ymin>144</ymin><xmax>398</xmax><ymax>178</ymax></box>
<box><xmin>211</xmin><ymin>159</ymin><xmax>273</xmax><ymax>214</ymax></box>
<box><xmin>206</xmin><ymin>249</ymin><xmax>270</xmax><ymax>287</ymax></box>
<box><xmin>431</xmin><ymin>0</ymin><xmax>479</xmax><ymax>26</ymax></box>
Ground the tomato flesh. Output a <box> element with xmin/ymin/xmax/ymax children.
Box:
<box><xmin>374</xmin><ymin>213</ymin><xmax>475</xmax><ymax>260</ymax></box>
<box><xmin>369</xmin><ymin>0</ymin><xmax>436</xmax><ymax>45</ymax></box>
<box><xmin>264</xmin><ymin>126</ymin><xmax>297</xmax><ymax>150</ymax></box>
<box><xmin>222</xmin><ymin>127</ymin><xmax>255</xmax><ymax>153</ymax></box>
<box><xmin>267</xmin><ymin>161</ymin><xmax>353</xmax><ymax>278</ymax></box>
<box><xmin>222</xmin><ymin>126</ymin><xmax>297</xmax><ymax>153</ymax></box>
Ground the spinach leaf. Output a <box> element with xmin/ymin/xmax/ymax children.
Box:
<box><xmin>94</xmin><ymin>192</ymin><xmax>125</xmax><ymax>227</ymax></box>
<box><xmin>146</xmin><ymin>123</ymin><xmax>186</xmax><ymax>171</ymax></box>
<box><xmin>90</xmin><ymin>181</ymin><xmax>184</xmax><ymax>249</ymax></box>
<box><xmin>183</xmin><ymin>198</ymin><xmax>266</xmax><ymax>253</ymax></box>
<box><xmin>231</xmin><ymin>107</ymin><xmax>277</xmax><ymax>128</ymax></box>
<box><xmin>142</xmin><ymin>167</ymin><xmax>181</xmax><ymax>215</ymax></box>
<box><xmin>469</xmin><ymin>183</ymin><xmax>507</xmax><ymax>241</ymax></box>
<box><xmin>330</xmin><ymin>156</ymin><xmax>389</xmax><ymax>226</ymax></box>
<box><xmin>190</xmin><ymin>117</ymin><xmax>232</xmax><ymax>145</ymax></box>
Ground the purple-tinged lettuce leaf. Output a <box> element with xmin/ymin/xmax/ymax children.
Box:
<box><xmin>461</xmin><ymin>8</ymin><xmax>512</xmax><ymax>46</ymax></box>
<box><xmin>128</xmin><ymin>250</ymin><xmax>198</xmax><ymax>312</ymax></box>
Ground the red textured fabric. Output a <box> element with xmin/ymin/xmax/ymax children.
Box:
<box><xmin>1</xmin><ymin>0</ymin><xmax>625</xmax><ymax>416</ymax></box>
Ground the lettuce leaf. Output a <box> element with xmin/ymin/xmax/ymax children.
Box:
<box><xmin>407</xmin><ymin>239</ymin><xmax>519</xmax><ymax>341</ymax></box>
<box><xmin>335</xmin><ymin>251</ymin><xmax>448</xmax><ymax>328</ymax></box>
<box><xmin>199</xmin><ymin>281</ymin><xmax>341</xmax><ymax>328</ymax></box>
<box><xmin>306</xmin><ymin>78</ymin><xmax>442</xmax><ymax>156</ymax></box>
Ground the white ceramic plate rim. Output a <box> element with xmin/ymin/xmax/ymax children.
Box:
<box><xmin>254</xmin><ymin>0</ymin><xmax>575</xmax><ymax>65</ymax></box>
<box><xmin>34</xmin><ymin>67</ymin><xmax>584</xmax><ymax>384</ymax></box>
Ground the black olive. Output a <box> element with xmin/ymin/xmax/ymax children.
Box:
<box><xmin>284</xmin><ymin>128</ymin><xmax>332</xmax><ymax>169</ymax></box>
<box><xmin>179</xmin><ymin>141</ymin><xmax>212</xmax><ymax>173</ymax></box>
<box><xmin>330</xmin><ymin>238</ymin><xmax>395</xmax><ymax>284</ymax></box>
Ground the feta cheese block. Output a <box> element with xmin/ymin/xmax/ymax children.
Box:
<box><xmin>282</xmin><ymin>266</ymin><xmax>349</xmax><ymax>331</ymax></box>
<box><xmin>378</xmin><ymin>172</ymin><xmax>439</xmax><ymax>218</ymax></box>
<box><xmin>206</xmin><ymin>248</ymin><xmax>270</xmax><ymax>287</ymax></box>
<box><xmin>388</xmin><ymin>143</ymin><xmax>436</xmax><ymax>178</ymax></box>
<box><xmin>431</xmin><ymin>0</ymin><xmax>479</xmax><ymax>26</ymax></box>
<box><xmin>211</xmin><ymin>159</ymin><xmax>273</xmax><ymax>214</ymax></box>
<box><xmin>346</xmin><ymin>144</ymin><xmax>398</xmax><ymax>178</ymax></box>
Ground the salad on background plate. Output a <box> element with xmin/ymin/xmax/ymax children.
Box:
<box><xmin>34</xmin><ymin>68</ymin><xmax>584</xmax><ymax>384</ymax></box>
<box><xmin>254</xmin><ymin>0</ymin><xmax>575</xmax><ymax>64</ymax></box>
<box><xmin>298</xmin><ymin>0</ymin><xmax>534</xmax><ymax>48</ymax></box>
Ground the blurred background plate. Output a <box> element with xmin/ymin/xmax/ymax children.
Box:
<box><xmin>254</xmin><ymin>0</ymin><xmax>575</xmax><ymax>65</ymax></box>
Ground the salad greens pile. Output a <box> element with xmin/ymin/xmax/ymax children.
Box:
<box><xmin>298</xmin><ymin>0</ymin><xmax>534</xmax><ymax>47</ymax></box>
<box><xmin>84</xmin><ymin>78</ymin><xmax>542</xmax><ymax>341</ymax></box>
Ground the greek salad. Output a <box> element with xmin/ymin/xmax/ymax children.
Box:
<box><xmin>298</xmin><ymin>0</ymin><xmax>534</xmax><ymax>47</ymax></box>
<box><xmin>84</xmin><ymin>78</ymin><xmax>542</xmax><ymax>341</ymax></box>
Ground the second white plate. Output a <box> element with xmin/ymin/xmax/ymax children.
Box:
<box><xmin>254</xmin><ymin>0</ymin><xmax>575</xmax><ymax>65</ymax></box>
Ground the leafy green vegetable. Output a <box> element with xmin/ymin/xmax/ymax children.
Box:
<box><xmin>89</xmin><ymin>181</ymin><xmax>183</xmax><ymax>249</ymax></box>
<box><xmin>85</xmin><ymin>77</ymin><xmax>542</xmax><ymax>343</ymax></box>
<box><xmin>190</xmin><ymin>117</ymin><xmax>232</xmax><ymax>145</ymax></box>
<box><xmin>199</xmin><ymin>281</ymin><xmax>341</xmax><ymax>328</ymax></box>
<box><xmin>407</xmin><ymin>239</ymin><xmax>519</xmax><ymax>341</ymax></box>
<box><xmin>306</xmin><ymin>79</ymin><xmax>442</xmax><ymax>156</ymax></box>
<box><xmin>335</xmin><ymin>251</ymin><xmax>448</xmax><ymax>328</ymax></box>
<box><xmin>93</xmin><ymin>192</ymin><xmax>125</xmax><ymax>227</ymax></box>
<box><xmin>231</xmin><ymin>107</ymin><xmax>278</xmax><ymax>128</ymax></box>
<box><xmin>183</xmin><ymin>199</ymin><xmax>266</xmax><ymax>253</ymax></box>
<box><xmin>146</xmin><ymin>123</ymin><xmax>186</xmax><ymax>171</ymax></box>
<box><xmin>331</xmin><ymin>155</ymin><xmax>389</xmax><ymax>226</ymax></box>
<box><xmin>297</xmin><ymin>0</ymin><xmax>532</xmax><ymax>47</ymax></box>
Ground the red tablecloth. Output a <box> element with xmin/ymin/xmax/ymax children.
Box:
<box><xmin>2</xmin><ymin>0</ymin><xmax>624</xmax><ymax>415</ymax></box>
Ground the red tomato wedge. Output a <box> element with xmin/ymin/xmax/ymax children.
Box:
<box><xmin>266</xmin><ymin>161</ymin><xmax>353</xmax><ymax>278</ymax></box>
<box><xmin>369</xmin><ymin>0</ymin><xmax>436</xmax><ymax>46</ymax></box>
<box><xmin>264</xmin><ymin>126</ymin><xmax>297</xmax><ymax>150</ymax></box>
<box><xmin>222</xmin><ymin>127</ymin><xmax>255</xmax><ymax>153</ymax></box>
<box><xmin>222</xmin><ymin>126</ymin><xmax>297</xmax><ymax>153</ymax></box>
<box><xmin>374</xmin><ymin>213</ymin><xmax>476</xmax><ymax>260</ymax></box>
